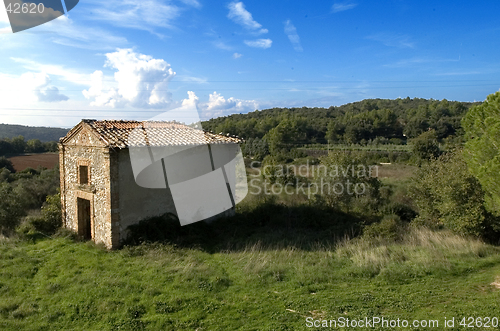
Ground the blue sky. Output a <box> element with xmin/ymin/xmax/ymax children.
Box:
<box><xmin>0</xmin><ymin>0</ymin><xmax>499</xmax><ymax>128</ymax></box>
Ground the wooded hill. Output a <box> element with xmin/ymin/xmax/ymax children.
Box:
<box><xmin>0</xmin><ymin>123</ymin><xmax>68</xmax><ymax>142</ymax></box>
<box><xmin>202</xmin><ymin>97</ymin><xmax>480</xmax><ymax>145</ymax></box>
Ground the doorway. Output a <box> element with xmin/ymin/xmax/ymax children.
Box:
<box><xmin>77</xmin><ymin>197</ymin><xmax>92</xmax><ymax>240</ymax></box>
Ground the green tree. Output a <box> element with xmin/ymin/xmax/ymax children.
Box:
<box><xmin>462</xmin><ymin>91</ymin><xmax>500</xmax><ymax>216</ymax></box>
<box><xmin>10</xmin><ymin>136</ymin><xmax>26</xmax><ymax>154</ymax></box>
<box><xmin>409</xmin><ymin>151</ymin><xmax>493</xmax><ymax>237</ymax></box>
<box><xmin>411</xmin><ymin>130</ymin><xmax>440</xmax><ymax>161</ymax></box>
<box><xmin>264</xmin><ymin>118</ymin><xmax>305</xmax><ymax>155</ymax></box>
<box><xmin>0</xmin><ymin>140</ymin><xmax>14</xmax><ymax>156</ymax></box>
<box><xmin>26</xmin><ymin>139</ymin><xmax>44</xmax><ymax>153</ymax></box>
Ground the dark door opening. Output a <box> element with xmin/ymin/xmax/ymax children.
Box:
<box><xmin>77</xmin><ymin>198</ymin><xmax>92</xmax><ymax>240</ymax></box>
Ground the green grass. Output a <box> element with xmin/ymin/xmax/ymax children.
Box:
<box><xmin>1</xmin><ymin>228</ymin><xmax>500</xmax><ymax>330</ymax></box>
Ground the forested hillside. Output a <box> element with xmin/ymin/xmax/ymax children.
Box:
<box><xmin>202</xmin><ymin>97</ymin><xmax>479</xmax><ymax>145</ymax></box>
<box><xmin>0</xmin><ymin>124</ymin><xmax>68</xmax><ymax>142</ymax></box>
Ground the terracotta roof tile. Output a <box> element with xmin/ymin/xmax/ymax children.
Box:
<box><xmin>82</xmin><ymin>119</ymin><xmax>240</xmax><ymax>148</ymax></box>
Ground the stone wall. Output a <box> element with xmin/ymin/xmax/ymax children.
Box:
<box><xmin>60</xmin><ymin>128</ymin><xmax>113</xmax><ymax>248</ymax></box>
<box><xmin>60</xmin><ymin>122</ymin><xmax>240</xmax><ymax>249</ymax></box>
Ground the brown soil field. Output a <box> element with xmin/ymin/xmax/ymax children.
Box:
<box><xmin>8</xmin><ymin>153</ymin><xmax>59</xmax><ymax>172</ymax></box>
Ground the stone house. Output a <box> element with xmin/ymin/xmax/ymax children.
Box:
<box><xmin>59</xmin><ymin>119</ymin><xmax>243</xmax><ymax>249</ymax></box>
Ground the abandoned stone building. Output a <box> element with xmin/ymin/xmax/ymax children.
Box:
<box><xmin>59</xmin><ymin>119</ymin><xmax>244</xmax><ymax>249</ymax></box>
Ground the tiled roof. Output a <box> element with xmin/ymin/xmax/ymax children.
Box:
<box><xmin>79</xmin><ymin>119</ymin><xmax>241</xmax><ymax>148</ymax></box>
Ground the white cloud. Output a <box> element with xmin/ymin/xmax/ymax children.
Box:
<box><xmin>227</xmin><ymin>1</ymin><xmax>268</xmax><ymax>34</ymax></box>
<box><xmin>213</xmin><ymin>40</ymin><xmax>233</xmax><ymax>50</ymax></box>
<box><xmin>179</xmin><ymin>0</ymin><xmax>201</xmax><ymax>9</ymax></box>
<box><xmin>176</xmin><ymin>75</ymin><xmax>208</xmax><ymax>84</ymax></box>
<box><xmin>33</xmin><ymin>15</ymin><xmax>128</xmax><ymax>50</ymax></box>
<box><xmin>0</xmin><ymin>26</ymin><xmax>12</xmax><ymax>34</ymax></box>
<box><xmin>284</xmin><ymin>20</ymin><xmax>303</xmax><ymax>52</ymax></box>
<box><xmin>0</xmin><ymin>1</ymin><xmax>13</xmax><ymax>33</ymax></box>
<box><xmin>85</xmin><ymin>0</ymin><xmax>180</xmax><ymax>32</ymax></box>
<box><xmin>233</xmin><ymin>52</ymin><xmax>243</xmax><ymax>59</ymax></box>
<box><xmin>10</xmin><ymin>57</ymin><xmax>92</xmax><ymax>86</ymax></box>
<box><xmin>384</xmin><ymin>57</ymin><xmax>461</xmax><ymax>68</ymax></box>
<box><xmin>197</xmin><ymin>91</ymin><xmax>259</xmax><ymax>118</ymax></box>
<box><xmin>36</xmin><ymin>86</ymin><xmax>69</xmax><ymax>102</ymax></box>
<box><xmin>244</xmin><ymin>38</ymin><xmax>272</xmax><ymax>49</ymax></box>
<box><xmin>0</xmin><ymin>72</ymin><xmax>68</xmax><ymax>105</ymax></box>
<box><xmin>0</xmin><ymin>4</ymin><xmax>12</xmax><ymax>34</ymax></box>
<box><xmin>331</xmin><ymin>2</ymin><xmax>358</xmax><ymax>13</ymax></box>
<box><xmin>0</xmin><ymin>2</ymin><xmax>10</xmax><ymax>23</ymax></box>
<box><xmin>83</xmin><ymin>48</ymin><xmax>176</xmax><ymax>108</ymax></box>
<box><xmin>367</xmin><ymin>32</ymin><xmax>415</xmax><ymax>48</ymax></box>
<box><xmin>182</xmin><ymin>91</ymin><xmax>199</xmax><ymax>107</ymax></box>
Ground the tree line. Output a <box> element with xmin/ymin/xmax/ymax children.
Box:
<box><xmin>0</xmin><ymin>136</ymin><xmax>59</xmax><ymax>156</ymax></box>
<box><xmin>202</xmin><ymin>97</ymin><xmax>477</xmax><ymax>147</ymax></box>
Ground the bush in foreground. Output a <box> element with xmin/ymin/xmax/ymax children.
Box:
<box><xmin>409</xmin><ymin>151</ymin><xmax>499</xmax><ymax>239</ymax></box>
<box><xmin>17</xmin><ymin>193</ymin><xmax>62</xmax><ymax>237</ymax></box>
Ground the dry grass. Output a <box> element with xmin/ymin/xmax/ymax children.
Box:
<box><xmin>490</xmin><ymin>276</ymin><xmax>500</xmax><ymax>289</ymax></box>
<box><xmin>376</xmin><ymin>163</ymin><xmax>417</xmax><ymax>180</ymax></box>
<box><xmin>335</xmin><ymin>228</ymin><xmax>498</xmax><ymax>274</ymax></box>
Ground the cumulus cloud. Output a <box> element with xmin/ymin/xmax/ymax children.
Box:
<box><xmin>331</xmin><ymin>2</ymin><xmax>358</xmax><ymax>13</ymax></box>
<box><xmin>83</xmin><ymin>48</ymin><xmax>176</xmax><ymax>108</ymax></box>
<box><xmin>181</xmin><ymin>91</ymin><xmax>199</xmax><ymax>107</ymax></box>
<box><xmin>36</xmin><ymin>86</ymin><xmax>69</xmax><ymax>102</ymax></box>
<box><xmin>0</xmin><ymin>72</ymin><xmax>68</xmax><ymax>105</ymax></box>
<box><xmin>227</xmin><ymin>1</ymin><xmax>268</xmax><ymax>34</ymax></box>
<box><xmin>233</xmin><ymin>52</ymin><xmax>243</xmax><ymax>59</ymax></box>
<box><xmin>195</xmin><ymin>91</ymin><xmax>259</xmax><ymax>118</ymax></box>
<box><xmin>284</xmin><ymin>20</ymin><xmax>303</xmax><ymax>52</ymax></box>
<box><xmin>244</xmin><ymin>38</ymin><xmax>272</xmax><ymax>49</ymax></box>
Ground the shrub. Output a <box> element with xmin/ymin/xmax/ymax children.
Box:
<box><xmin>0</xmin><ymin>182</ymin><xmax>24</xmax><ymax>234</ymax></box>
<box><xmin>362</xmin><ymin>214</ymin><xmax>406</xmax><ymax>242</ymax></box>
<box><xmin>261</xmin><ymin>155</ymin><xmax>296</xmax><ymax>185</ymax></box>
<box><xmin>0</xmin><ymin>168</ymin><xmax>13</xmax><ymax>183</ymax></box>
<box><xmin>0</xmin><ymin>157</ymin><xmax>15</xmax><ymax>173</ymax></box>
<box><xmin>409</xmin><ymin>151</ymin><xmax>496</xmax><ymax>237</ymax></box>
<box><xmin>16</xmin><ymin>193</ymin><xmax>62</xmax><ymax>236</ymax></box>
<box><xmin>314</xmin><ymin>151</ymin><xmax>381</xmax><ymax>213</ymax></box>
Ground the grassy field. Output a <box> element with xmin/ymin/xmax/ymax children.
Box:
<box><xmin>2</xmin><ymin>158</ymin><xmax>499</xmax><ymax>330</ymax></box>
<box><xmin>1</xmin><ymin>228</ymin><xmax>500</xmax><ymax>330</ymax></box>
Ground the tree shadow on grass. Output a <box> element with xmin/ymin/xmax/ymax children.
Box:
<box><xmin>121</xmin><ymin>201</ymin><xmax>368</xmax><ymax>253</ymax></box>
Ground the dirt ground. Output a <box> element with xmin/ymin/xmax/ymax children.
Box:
<box><xmin>8</xmin><ymin>153</ymin><xmax>59</xmax><ymax>172</ymax></box>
